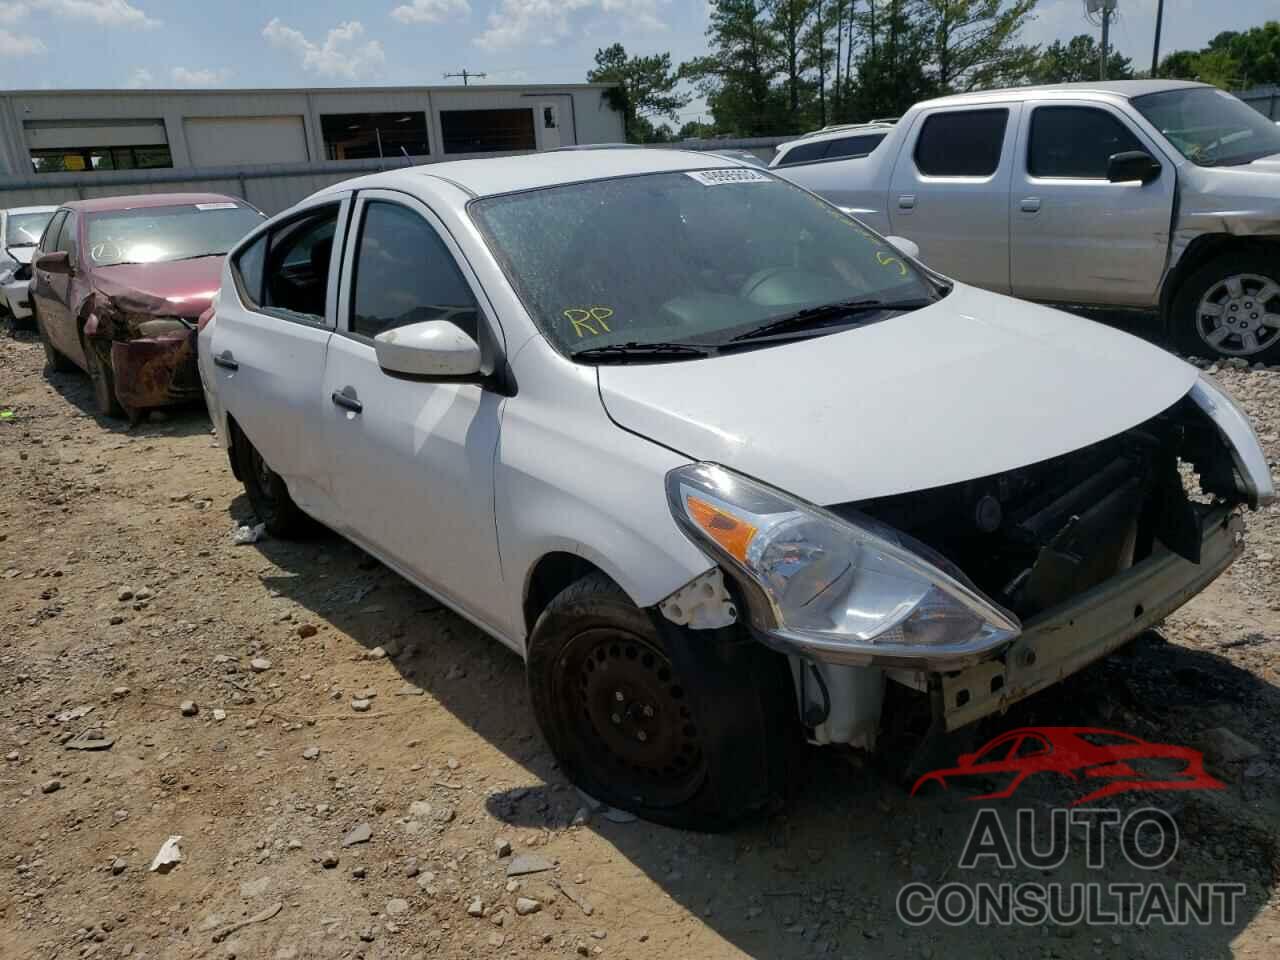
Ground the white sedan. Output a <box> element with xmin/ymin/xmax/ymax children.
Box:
<box><xmin>0</xmin><ymin>204</ymin><xmax>58</xmax><ymax>323</ymax></box>
<box><xmin>199</xmin><ymin>149</ymin><xmax>1272</xmax><ymax>829</ymax></box>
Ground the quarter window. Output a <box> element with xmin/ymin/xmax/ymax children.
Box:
<box><xmin>776</xmin><ymin>140</ymin><xmax>829</xmax><ymax>166</ymax></box>
<box><xmin>914</xmin><ymin>109</ymin><xmax>1009</xmax><ymax>177</ymax></box>
<box><xmin>233</xmin><ymin>234</ymin><xmax>267</xmax><ymax>307</ymax></box>
<box><xmin>824</xmin><ymin>133</ymin><xmax>886</xmax><ymax>159</ymax></box>
<box><xmin>350</xmin><ymin>201</ymin><xmax>478</xmax><ymax>340</ymax></box>
<box><xmin>262</xmin><ymin>206</ymin><xmax>340</xmax><ymax>323</ymax></box>
<box><xmin>1028</xmin><ymin>106</ymin><xmax>1146</xmax><ymax>179</ymax></box>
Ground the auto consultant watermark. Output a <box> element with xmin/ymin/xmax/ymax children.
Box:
<box><xmin>898</xmin><ymin>728</ymin><xmax>1245</xmax><ymax>928</ymax></box>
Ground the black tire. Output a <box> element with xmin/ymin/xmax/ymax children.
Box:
<box><xmin>526</xmin><ymin>572</ymin><xmax>797</xmax><ymax>831</ymax></box>
<box><xmin>81</xmin><ymin>334</ymin><xmax>124</xmax><ymax>418</ymax></box>
<box><xmin>1172</xmin><ymin>252</ymin><xmax>1280</xmax><ymax>363</ymax></box>
<box><xmin>34</xmin><ymin>303</ymin><xmax>74</xmax><ymax>373</ymax></box>
<box><xmin>231</xmin><ymin>424</ymin><xmax>313</xmax><ymax>538</ymax></box>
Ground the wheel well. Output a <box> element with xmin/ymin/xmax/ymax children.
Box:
<box><xmin>523</xmin><ymin>552</ymin><xmax>608</xmax><ymax>636</ymax></box>
<box><xmin>1161</xmin><ymin>234</ymin><xmax>1280</xmax><ymax>328</ymax></box>
<box><xmin>225</xmin><ymin>412</ymin><xmax>243</xmax><ymax>482</ymax></box>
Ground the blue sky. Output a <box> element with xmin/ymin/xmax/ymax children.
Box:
<box><xmin>0</xmin><ymin>0</ymin><xmax>1274</xmax><ymax>126</ymax></box>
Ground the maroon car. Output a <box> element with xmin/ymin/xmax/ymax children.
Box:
<box><xmin>30</xmin><ymin>193</ymin><xmax>264</xmax><ymax>421</ymax></box>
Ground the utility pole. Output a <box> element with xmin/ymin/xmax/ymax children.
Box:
<box><xmin>443</xmin><ymin>69</ymin><xmax>488</xmax><ymax>86</ymax></box>
<box><xmin>1099</xmin><ymin>2</ymin><xmax>1112</xmax><ymax>81</ymax></box>
<box><xmin>1151</xmin><ymin>0</ymin><xmax>1165</xmax><ymax>75</ymax></box>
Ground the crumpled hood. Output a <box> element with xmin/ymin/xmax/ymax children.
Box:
<box><xmin>597</xmin><ymin>284</ymin><xmax>1199</xmax><ymax>505</ymax></box>
<box><xmin>90</xmin><ymin>257</ymin><xmax>224</xmax><ymax>319</ymax></box>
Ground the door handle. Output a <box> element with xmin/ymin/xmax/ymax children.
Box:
<box><xmin>1020</xmin><ymin>197</ymin><xmax>1042</xmax><ymax>213</ymax></box>
<box><xmin>898</xmin><ymin>194</ymin><xmax>916</xmax><ymax>210</ymax></box>
<box><xmin>331</xmin><ymin>389</ymin><xmax>363</xmax><ymax>415</ymax></box>
<box><xmin>213</xmin><ymin>352</ymin><xmax>238</xmax><ymax>371</ymax></box>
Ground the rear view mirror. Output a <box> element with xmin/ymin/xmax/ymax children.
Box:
<box><xmin>35</xmin><ymin>250</ymin><xmax>72</xmax><ymax>276</ymax></box>
<box><xmin>1107</xmin><ymin>151</ymin><xmax>1162</xmax><ymax>185</ymax></box>
<box><xmin>885</xmin><ymin>235</ymin><xmax>920</xmax><ymax>260</ymax></box>
<box><xmin>374</xmin><ymin>320</ymin><xmax>482</xmax><ymax>379</ymax></box>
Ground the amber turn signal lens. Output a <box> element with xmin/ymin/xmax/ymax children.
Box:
<box><xmin>685</xmin><ymin>494</ymin><xmax>758</xmax><ymax>563</ymax></box>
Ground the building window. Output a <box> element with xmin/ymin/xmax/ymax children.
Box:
<box><xmin>30</xmin><ymin>145</ymin><xmax>173</xmax><ymax>174</ymax></box>
<box><xmin>440</xmin><ymin>108</ymin><xmax>536</xmax><ymax>154</ymax></box>
<box><xmin>320</xmin><ymin>112</ymin><xmax>429</xmax><ymax>161</ymax></box>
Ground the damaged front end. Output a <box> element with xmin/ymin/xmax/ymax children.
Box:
<box><xmin>665</xmin><ymin>376</ymin><xmax>1272</xmax><ymax>748</ymax></box>
<box><xmin>86</xmin><ymin>289</ymin><xmax>202</xmax><ymax>413</ymax></box>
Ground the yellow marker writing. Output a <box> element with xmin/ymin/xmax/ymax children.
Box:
<box><xmin>876</xmin><ymin>251</ymin><xmax>907</xmax><ymax>276</ymax></box>
<box><xmin>564</xmin><ymin>307</ymin><xmax>615</xmax><ymax>338</ymax></box>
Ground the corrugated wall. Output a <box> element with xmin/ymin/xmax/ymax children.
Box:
<box><xmin>0</xmin><ymin>139</ymin><xmax>791</xmax><ymax>215</ymax></box>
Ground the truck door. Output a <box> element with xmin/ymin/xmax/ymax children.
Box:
<box><xmin>888</xmin><ymin>104</ymin><xmax>1019</xmax><ymax>293</ymax></box>
<box><xmin>1010</xmin><ymin>100</ymin><xmax>1175</xmax><ymax>307</ymax></box>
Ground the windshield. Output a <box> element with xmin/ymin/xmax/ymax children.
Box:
<box><xmin>5</xmin><ymin>210</ymin><xmax>54</xmax><ymax>247</ymax></box>
<box><xmin>469</xmin><ymin>170</ymin><xmax>937</xmax><ymax>358</ymax></box>
<box><xmin>86</xmin><ymin>202</ymin><xmax>265</xmax><ymax>268</ymax></box>
<box><xmin>1134</xmin><ymin>87</ymin><xmax>1280</xmax><ymax>167</ymax></box>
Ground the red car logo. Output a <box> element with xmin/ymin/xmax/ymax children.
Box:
<box><xmin>911</xmin><ymin>727</ymin><xmax>1224</xmax><ymax>806</ymax></box>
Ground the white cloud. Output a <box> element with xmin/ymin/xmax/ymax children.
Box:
<box><xmin>391</xmin><ymin>0</ymin><xmax>470</xmax><ymax>24</ymax></box>
<box><xmin>32</xmin><ymin>0</ymin><xmax>160</xmax><ymax>29</ymax></box>
<box><xmin>262</xmin><ymin>18</ymin><xmax>386</xmax><ymax>80</ymax></box>
<box><xmin>125</xmin><ymin>65</ymin><xmax>152</xmax><ymax>87</ymax></box>
<box><xmin>0</xmin><ymin>27</ymin><xmax>44</xmax><ymax>55</ymax></box>
<box><xmin>171</xmin><ymin>66</ymin><xmax>233</xmax><ymax>87</ymax></box>
<box><xmin>475</xmin><ymin>0</ymin><xmax>666</xmax><ymax>51</ymax></box>
<box><xmin>0</xmin><ymin>2</ymin><xmax>29</xmax><ymax>25</ymax></box>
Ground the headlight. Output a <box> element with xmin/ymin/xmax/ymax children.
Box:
<box><xmin>0</xmin><ymin>265</ymin><xmax>14</xmax><ymax>284</ymax></box>
<box><xmin>666</xmin><ymin>463</ymin><xmax>1020</xmax><ymax>665</ymax></box>
<box><xmin>1190</xmin><ymin>374</ymin><xmax>1275</xmax><ymax>508</ymax></box>
<box><xmin>130</xmin><ymin>316</ymin><xmax>192</xmax><ymax>339</ymax></box>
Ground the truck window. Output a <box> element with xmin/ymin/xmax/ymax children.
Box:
<box><xmin>1028</xmin><ymin>107</ymin><xmax>1145</xmax><ymax>179</ymax></box>
<box><xmin>914</xmin><ymin>109</ymin><xmax>1008</xmax><ymax>177</ymax></box>
<box><xmin>824</xmin><ymin>133</ymin><xmax>886</xmax><ymax>159</ymax></box>
<box><xmin>777</xmin><ymin>140</ymin><xmax>830</xmax><ymax>166</ymax></box>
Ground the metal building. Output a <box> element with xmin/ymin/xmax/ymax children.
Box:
<box><xmin>0</xmin><ymin>83</ymin><xmax>624</xmax><ymax>213</ymax></box>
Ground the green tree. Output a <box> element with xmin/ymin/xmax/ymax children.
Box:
<box><xmin>681</xmin><ymin>0</ymin><xmax>788</xmax><ymax>136</ymax></box>
<box><xmin>587</xmin><ymin>43</ymin><xmax>691</xmax><ymax>143</ymax></box>
<box><xmin>848</xmin><ymin>1</ymin><xmax>938</xmax><ymax>119</ymax></box>
<box><xmin>924</xmin><ymin>0</ymin><xmax>1039</xmax><ymax>92</ymax></box>
<box><xmin>1161</xmin><ymin>23</ymin><xmax>1279</xmax><ymax>89</ymax></box>
<box><xmin>677</xmin><ymin>119</ymin><xmax>717</xmax><ymax>139</ymax></box>
<box><xmin>1030</xmin><ymin>34</ymin><xmax>1132</xmax><ymax>84</ymax></box>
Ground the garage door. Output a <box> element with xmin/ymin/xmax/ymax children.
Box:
<box><xmin>184</xmin><ymin>116</ymin><xmax>309</xmax><ymax>167</ymax></box>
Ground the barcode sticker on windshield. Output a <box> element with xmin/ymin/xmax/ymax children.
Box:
<box><xmin>685</xmin><ymin>169</ymin><xmax>771</xmax><ymax>186</ymax></box>
<box><xmin>195</xmin><ymin>202</ymin><xmax>239</xmax><ymax>211</ymax></box>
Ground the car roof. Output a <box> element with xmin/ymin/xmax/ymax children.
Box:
<box><xmin>920</xmin><ymin>79</ymin><xmax>1206</xmax><ymax>109</ymax></box>
<box><xmin>59</xmin><ymin>192</ymin><xmax>246</xmax><ymax>214</ymax></box>
<box><xmin>324</xmin><ymin>148</ymin><xmax>743</xmax><ymax>200</ymax></box>
<box><xmin>4</xmin><ymin>205</ymin><xmax>58</xmax><ymax>215</ymax></box>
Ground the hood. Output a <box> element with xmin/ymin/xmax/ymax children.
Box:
<box><xmin>597</xmin><ymin>284</ymin><xmax>1199</xmax><ymax>505</ymax></box>
<box><xmin>91</xmin><ymin>257</ymin><xmax>224</xmax><ymax>318</ymax></box>
<box><xmin>1246</xmin><ymin>151</ymin><xmax>1280</xmax><ymax>170</ymax></box>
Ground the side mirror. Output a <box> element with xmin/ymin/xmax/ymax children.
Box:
<box><xmin>374</xmin><ymin>320</ymin><xmax>482</xmax><ymax>379</ymax></box>
<box><xmin>1107</xmin><ymin>150</ymin><xmax>1162</xmax><ymax>185</ymax></box>
<box><xmin>35</xmin><ymin>250</ymin><xmax>72</xmax><ymax>276</ymax></box>
<box><xmin>884</xmin><ymin>235</ymin><xmax>920</xmax><ymax>260</ymax></box>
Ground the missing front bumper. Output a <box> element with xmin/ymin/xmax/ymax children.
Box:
<box><xmin>888</xmin><ymin>505</ymin><xmax>1243</xmax><ymax>731</ymax></box>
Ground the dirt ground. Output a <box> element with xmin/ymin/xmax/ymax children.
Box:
<box><xmin>2</xmin><ymin>320</ymin><xmax>1279</xmax><ymax>960</ymax></box>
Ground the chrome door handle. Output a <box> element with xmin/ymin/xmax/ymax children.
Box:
<box><xmin>331</xmin><ymin>389</ymin><xmax>362</xmax><ymax>414</ymax></box>
<box><xmin>213</xmin><ymin>352</ymin><xmax>238</xmax><ymax>371</ymax></box>
<box><xmin>1020</xmin><ymin>197</ymin><xmax>1042</xmax><ymax>213</ymax></box>
<box><xmin>898</xmin><ymin>194</ymin><xmax>916</xmax><ymax>210</ymax></box>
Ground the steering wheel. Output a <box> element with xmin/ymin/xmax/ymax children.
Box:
<box><xmin>739</xmin><ymin>267</ymin><xmax>799</xmax><ymax>303</ymax></box>
<box><xmin>90</xmin><ymin>240</ymin><xmax>123</xmax><ymax>264</ymax></box>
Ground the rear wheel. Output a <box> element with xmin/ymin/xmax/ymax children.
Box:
<box><xmin>1173</xmin><ymin>253</ymin><xmax>1280</xmax><ymax>363</ymax></box>
<box><xmin>34</xmin><ymin>303</ymin><xmax>74</xmax><ymax>372</ymax></box>
<box><xmin>81</xmin><ymin>335</ymin><xmax>123</xmax><ymax>418</ymax></box>
<box><xmin>232</xmin><ymin>425</ymin><xmax>313</xmax><ymax>538</ymax></box>
<box><xmin>527</xmin><ymin>572</ymin><xmax>796</xmax><ymax>831</ymax></box>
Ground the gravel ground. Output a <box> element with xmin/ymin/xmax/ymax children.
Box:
<box><xmin>1</xmin><ymin>321</ymin><xmax>1278</xmax><ymax>960</ymax></box>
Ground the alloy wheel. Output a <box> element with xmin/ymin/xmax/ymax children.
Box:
<box><xmin>1196</xmin><ymin>273</ymin><xmax>1280</xmax><ymax>357</ymax></box>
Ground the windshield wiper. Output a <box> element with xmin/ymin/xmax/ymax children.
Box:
<box><xmin>572</xmin><ymin>341</ymin><xmax>715</xmax><ymax>364</ymax></box>
<box><xmin>727</xmin><ymin>297</ymin><xmax>933</xmax><ymax>343</ymax></box>
<box><xmin>168</xmin><ymin>251</ymin><xmax>225</xmax><ymax>262</ymax></box>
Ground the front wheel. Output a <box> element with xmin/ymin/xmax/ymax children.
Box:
<box><xmin>82</xmin><ymin>335</ymin><xmax>124</xmax><ymax>418</ymax></box>
<box><xmin>1172</xmin><ymin>253</ymin><xmax>1280</xmax><ymax>363</ymax></box>
<box><xmin>34</xmin><ymin>304</ymin><xmax>75</xmax><ymax>372</ymax></box>
<box><xmin>526</xmin><ymin>572</ymin><xmax>797</xmax><ymax>831</ymax></box>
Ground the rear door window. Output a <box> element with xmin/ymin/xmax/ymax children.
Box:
<box><xmin>262</xmin><ymin>206</ymin><xmax>340</xmax><ymax>324</ymax></box>
<box><xmin>914</xmin><ymin>109</ymin><xmax>1009</xmax><ymax>177</ymax></box>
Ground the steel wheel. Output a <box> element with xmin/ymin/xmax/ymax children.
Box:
<box><xmin>555</xmin><ymin>627</ymin><xmax>706</xmax><ymax>807</ymax></box>
<box><xmin>1195</xmin><ymin>272</ymin><xmax>1280</xmax><ymax>357</ymax></box>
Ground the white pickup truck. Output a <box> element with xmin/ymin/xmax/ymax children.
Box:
<box><xmin>780</xmin><ymin>80</ymin><xmax>1280</xmax><ymax>363</ymax></box>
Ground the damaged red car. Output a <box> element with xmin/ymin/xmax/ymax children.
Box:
<box><xmin>31</xmin><ymin>194</ymin><xmax>265</xmax><ymax>421</ymax></box>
